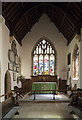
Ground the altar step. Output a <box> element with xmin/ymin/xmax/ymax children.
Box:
<box><xmin>17</xmin><ymin>93</ymin><xmax>70</xmax><ymax>103</ymax></box>
<box><xmin>17</xmin><ymin>100</ymin><xmax>70</xmax><ymax>103</ymax></box>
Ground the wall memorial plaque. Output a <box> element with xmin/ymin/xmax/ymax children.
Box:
<box><xmin>13</xmin><ymin>72</ymin><xmax>16</xmax><ymax>81</ymax></box>
<box><xmin>11</xmin><ymin>40</ymin><xmax>17</xmax><ymax>55</ymax></box>
<box><xmin>8</xmin><ymin>63</ymin><xmax>14</xmax><ymax>71</ymax></box>
<box><xmin>13</xmin><ymin>65</ymin><xmax>17</xmax><ymax>72</ymax></box>
<box><xmin>15</xmin><ymin>55</ymin><xmax>19</xmax><ymax>65</ymax></box>
<box><xmin>8</xmin><ymin>40</ymin><xmax>21</xmax><ymax>74</ymax></box>
<box><xmin>8</xmin><ymin>50</ymin><xmax>15</xmax><ymax>64</ymax></box>
<box><xmin>16</xmin><ymin>67</ymin><xmax>19</xmax><ymax>73</ymax></box>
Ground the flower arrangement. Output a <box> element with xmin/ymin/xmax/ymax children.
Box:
<box><xmin>17</xmin><ymin>75</ymin><xmax>25</xmax><ymax>82</ymax></box>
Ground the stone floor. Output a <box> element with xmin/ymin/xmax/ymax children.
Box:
<box><xmin>12</xmin><ymin>94</ymin><xmax>81</xmax><ymax>119</ymax></box>
<box><xmin>13</xmin><ymin>102</ymin><xmax>80</xmax><ymax>119</ymax></box>
<box><xmin>18</xmin><ymin>93</ymin><xmax>70</xmax><ymax>102</ymax></box>
<box><xmin>29</xmin><ymin>94</ymin><xmax>70</xmax><ymax>101</ymax></box>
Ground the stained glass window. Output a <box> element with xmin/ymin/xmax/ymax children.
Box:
<box><xmin>44</xmin><ymin>55</ymin><xmax>49</xmax><ymax>74</ymax></box>
<box><xmin>33</xmin><ymin>55</ymin><xmax>38</xmax><ymax>76</ymax></box>
<box><xmin>36</xmin><ymin>46</ymin><xmax>38</xmax><ymax>54</ymax></box>
<box><xmin>39</xmin><ymin>55</ymin><xmax>43</xmax><ymax>75</ymax></box>
<box><xmin>50</xmin><ymin>46</ymin><xmax>52</xmax><ymax>54</ymax></box>
<box><xmin>33</xmin><ymin>39</ymin><xmax>56</xmax><ymax>76</ymax></box>
<box><xmin>39</xmin><ymin>46</ymin><xmax>41</xmax><ymax>54</ymax></box>
<box><xmin>50</xmin><ymin>55</ymin><xmax>54</xmax><ymax>75</ymax></box>
<box><xmin>73</xmin><ymin>45</ymin><xmax>79</xmax><ymax>80</ymax></box>
<box><xmin>47</xmin><ymin>46</ymin><xmax>49</xmax><ymax>54</ymax></box>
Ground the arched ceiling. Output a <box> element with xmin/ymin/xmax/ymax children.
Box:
<box><xmin>2</xmin><ymin>2</ymin><xmax>81</xmax><ymax>45</ymax></box>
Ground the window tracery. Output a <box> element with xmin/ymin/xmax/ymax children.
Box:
<box><xmin>32</xmin><ymin>39</ymin><xmax>56</xmax><ymax>76</ymax></box>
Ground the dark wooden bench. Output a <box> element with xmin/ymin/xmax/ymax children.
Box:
<box><xmin>69</xmin><ymin>89</ymin><xmax>82</xmax><ymax>118</ymax></box>
<box><xmin>69</xmin><ymin>105</ymin><xmax>82</xmax><ymax>118</ymax></box>
<box><xmin>14</xmin><ymin>86</ymin><xmax>25</xmax><ymax>98</ymax></box>
<box><xmin>1</xmin><ymin>93</ymin><xmax>19</xmax><ymax>119</ymax></box>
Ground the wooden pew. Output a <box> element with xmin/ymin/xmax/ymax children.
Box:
<box><xmin>69</xmin><ymin>89</ymin><xmax>82</xmax><ymax>118</ymax></box>
<box><xmin>0</xmin><ymin>92</ymin><xmax>19</xmax><ymax>119</ymax></box>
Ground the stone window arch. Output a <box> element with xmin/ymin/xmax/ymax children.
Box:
<box><xmin>73</xmin><ymin>44</ymin><xmax>79</xmax><ymax>80</ymax></box>
<box><xmin>32</xmin><ymin>37</ymin><xmax>57</xmax><ymax>76</ymax></box>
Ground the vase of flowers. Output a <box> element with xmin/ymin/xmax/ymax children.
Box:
<box><xmin>17</xmin><ymin>75</ymin><xmax>25</xmax><ymax>82</ymax></box>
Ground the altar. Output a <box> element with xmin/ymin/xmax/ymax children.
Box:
<box><xmin>32</xmin><ymin>82</ymin><xmax>57</xmax><ymax>94</ymax></box>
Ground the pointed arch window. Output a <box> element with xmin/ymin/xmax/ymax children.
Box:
<box><xmin>33</xmin><ymin>55</ymin><xmax>38</xmax><ymax>75</ymax></box>
<box><xmin>33</xmin><ymin>39</ymin><xmax>56</xmax><ymax>76</ymax></box>
<box><xmin>73</xmin><ymin>45</ymin><xmax>79</xmax><ymax>80</ymax></box>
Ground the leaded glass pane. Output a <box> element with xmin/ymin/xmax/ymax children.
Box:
<box><xmin>42</xmin><ymin>49</ymin><xmax>43</xmax><ymax>54</ymax></box>
<box><xmin>53</xmin><ymin>50</ymin><xmax>54</xmax><ymax>54</ymax></box>
<box><xmin>50</xmin><ymin>46</ymin><xmax>52</xmax><ymax>54</ymax></box>
<box><xmin>45</xmin><ymin>50</ymin><xmax>46</xmax><ymax>54</ymax></box>
<box><xmin>42</xmin><ymin>44</ymin><xmax>46</xmax><ymax>49</ymax></box>
<box><xmin>39</xmin><ymin>55</ymin><xmax>43</xmax><ymax>74</ymax></box>
<box><xmin>34</xmin><ymin>50</ymin><xmax>36</xmax><ymax>54</ymax></box>
<box><xmin>36</xmin><ymin>46</ymin><xmax>38</xmax><ymax>54</ymax></box>
<box><xmin>73</xmin><ymin>59</ymin><xmax>75</xmax><ymax>78</ymax></box>
<box><xmin>33</xmin><ymin>55</ymin><xmax>38</xmax><ymax>75</ymax></box>
<box><xmin>47</xmin><ymin>46</ymin><xmax>49</xmax><ymax>54</ymax></box>
<box><xmin>73</xmin><ymin>46</ymin><xmax>79</xmax><ymax>80</ymax></box>
<box><xmin>42</xmin><ymin>40</ymin><xmax>46</xmax><ymax>44</ymax></box>
<box><xmin>50</xmin><ymin>54</ymin><xmax>54</xmax><ymax>75</ymax></box>
<box><xmin>76</xmin><ymin>56</ymin><xmax>79</xmax><ymax>78</ymax></box>
<box><xmin>44</xmin><ymin>55</ymin><xmax>49</xmax><ymax>74</ymax></box>
<box><xmin>39</xmin><ymin>46</ymin><xmax>41</xmax><ymax>54</ymax></box>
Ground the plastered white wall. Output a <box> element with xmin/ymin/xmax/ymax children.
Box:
<box><xmin>67</xmin><ymin>35</ymin><xmax>80</xmax><ymax>88</ymax></box>
<box><xmin>80</xmin><ymin>28</ymin><xmax>82</xmax><ymax>88</ymax></box>
<box><xmin>21</xmin><ymin>14</ymin><xmax>67</xmax><ymax>79</ymax></box>
<box><xmin>0</xmin><ymin>20</ymin><xmax>2</xmax><ymax>98</ymax></box>
<box><xmin>0</xmin><ymin>17</ymin><xmax>22</xmax><ymax>101</ymax></box>
<box><xmin>0</xmin><ymin>21</ymin><xmax>2</xmax><ymax>62</ymax></box>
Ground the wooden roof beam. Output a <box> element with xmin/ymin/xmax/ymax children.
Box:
<box><xmin>12</xmin><ymin>4</ymin><xmax>42</xmax><ymax>30</ymax></box>
<box><xmin>21</xmin><ymin>3</ymin><xmax>31</xmax><ymax>31</ymax></box>
<box><xmin>59</xmin><ymin>3</ymin><xmax>70</xmax><ymax>32</ymax></box>
<box><xmin>6</xmin><ymin>3</ymin><xmax>19</xmax><ymax>20</ymax></box>
<box><xmin>3</xmin><ymin>12</ymin><xmax>22</xmax><ymax>45</ymax></box>
<box><xmin>35</xmin><ymin>7</ymin><xmax>39</xmax><ymax>22</ymax></box>
<box><xmin>67</xmin><ymin>31</ymin><xmax>76</xmax><ymax>45</ymax></box>
<box><xmin>57</xmin><ymin>4</ymin><xmax>81</xmax><ymax>34</ymax></box>
<box><xmin>3</xmin><ymin>3</ymin><xmax>14</xmax><ymax>13</ymax></box>
<box><xmin>61</xmin><ymin>28</ymin><xmax>70</xmax><ymax>40</ymax></box>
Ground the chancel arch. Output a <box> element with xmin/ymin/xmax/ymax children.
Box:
<box><xmin>31</xmin><ymin>37</ymin><xmax>57</xmax><ymax>76</ymax></box>
<box><xmin>72</xmin><ymin>44</ymin><xmax>79</xmax><ymax>80</ymax></box>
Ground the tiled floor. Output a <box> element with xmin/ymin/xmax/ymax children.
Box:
<box><xmin>18</xmin><ymin>93</ymin><xmax>70</xmax><ymax>102</ymax></box>
<box><xmin>13</xmin><ymin>102</ymin><xmax>80</xmax><ymax>119</ymax></box>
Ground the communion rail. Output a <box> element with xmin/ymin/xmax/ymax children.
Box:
<box><xmin>0</xmin><ymin>92</ymin><xmax>12</xmax><ymax>98</ymax></box>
